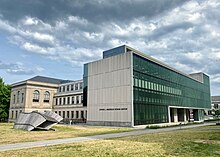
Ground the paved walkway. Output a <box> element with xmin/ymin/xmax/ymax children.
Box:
<box><xmin>0</xmin><ymin>122</ymin><xmax>215</xmax><ymax>152</ymax></box>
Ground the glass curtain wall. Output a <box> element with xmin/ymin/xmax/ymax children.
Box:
<box><xmin>133</xmin><ymin>54</ymin><xmax>211</xmax><ymax>125</ymax></box>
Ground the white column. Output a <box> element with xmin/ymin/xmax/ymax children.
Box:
<box><xmin>184</xmin><ymin>109</ymin><xmax>187</xmax><ymax>122</ymax></box>
<box><xmin>174</xmin><ymin>108</ymin><xmax>178</xmax><ymax>123</ymax></box>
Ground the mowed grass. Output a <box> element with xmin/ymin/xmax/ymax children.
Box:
<box><xmin>0</xmin><ymin>123</ymin><xmax>132</xmax><ymax>144</ymax></box>
<box><xmin>1</xmin><ymin>125</ymin><xmax>220</xmax><ymax>157</ymax></box>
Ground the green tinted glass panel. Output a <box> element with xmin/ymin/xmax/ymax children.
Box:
<box><xmin>133</xmin><ymin>54</ymin><xmax>211</xmax><ymax>125</ymax></box>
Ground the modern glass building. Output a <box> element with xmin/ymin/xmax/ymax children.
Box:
<box><xmin>85</xmin><ymin>45</ymin><xmax>211</xmax><ymax>127</ymax></box>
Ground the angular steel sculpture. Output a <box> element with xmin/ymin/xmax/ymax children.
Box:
<box><xmin>14</xmin><ymin>111</ymin><xmax>63</xmax><ymax>131</ymax></box>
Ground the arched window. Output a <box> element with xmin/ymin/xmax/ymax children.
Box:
<box><xmin>44</xmin><ymin>91</ymin><xmax>50</xmax><ymax>102</ymax></box>
<box><xmin>33</xmin><ymin>90</ymin><xmax>40</xmax><ymax>102</ymax></box>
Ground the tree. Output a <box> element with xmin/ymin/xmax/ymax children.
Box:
<box><xmin>0</xmin><ymin>78</ymin><xmax>11</xmax><ymax>121</ymax></box>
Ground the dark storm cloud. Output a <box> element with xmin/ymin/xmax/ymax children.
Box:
<box><xmin>0</xmin><ymin>0</ymin><xmax>186</xmax><ymax>23</ymax></box>
<box><xmin>1</xmin><ymin>0</ymin><xmax>220</xmax><ymax>94</ymax></box>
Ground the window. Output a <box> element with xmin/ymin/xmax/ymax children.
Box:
<box><xmin>80</xmin><ymin>83</ymin><xmax>83</xmax><ymax>89</ymax></box>
<box><xmin>59</xmin><ymin>98</ymin><xmax>62</xmax><ymax>105</ymax></box>
<box><xmin>67</xmin><ymin>85</ymin><xmax>69</xmax><ymax>91</ymax></box>
<box><xmin>44</xmin><ymin>91</ymin><xmax>50</xmax><ymax>102</ymax></box>
<box><xmin>81</xmin><ymin>111</ymin><xmax>84</xmax><ymax>118</ymax></box>
<box><xmin>67</xmin><ymin>97</ymin><xmax>70</xmax><ymax>104</ymax></box>
<box><xmin>71</xmin><ymin>111</ymin><xmax>74</xmax><ymax>118</ymax></box>
<box><xmin>76</xmin><ymin>111</ymin><xmax>79</xmax><ymax>118</ymax></box>
<box><xmin>59</xmin><ymin>87</ymin><xmax>61</xmax><ymax>92</ymax></box>
<box><xmin>63</xmin><ymin>97</ymin><xmax>66</xmax><ymax>105</ymax></box>
<box><xmin>81</xmin><ymin>96</ymin><xmax>83</xmax><ymax>103</ymax></box>
<box><xmin>59</xmin><ymin>111</ymin><xmax>61</xmax><ymax>116</ymax></box>
<box><xmin>63</xmin><ymin>111</ymin><xmax>65</xmax><ymax>118</ymax></box>
<box><xmin>33</xmin><ymin>90</ymin><xmax>40</xmax><ymax>102</ymax></box>
<box><xmin>13</xmin><ymin>95</ymin><xmax>16</xmax><ymax>104</ymax></box>
<box><xmin>62</xmin><ymin>86</ymin><xmax>65</xmax><ymax>92</ymax></box>
<box><xmin>21</xmin><ymin>93</ymin><xmax>24</xmax><ymax>103</ymax></box>
<box><xmin>72</xmin><ymin>96</ymin><xmax>75</xmax><ymax>104</ymax></box>
<box><xmin>67</xmin><ymin>111</ymin><xmax>69</xmax><ymax>118</ymax></box>
<box><xmin>17</xmin><ymin>91</ymin><xmax>20</xmax><ymax>103</ymax></box>
<box><xmin>15</xmin><ymin>111</ymin><xmax>18</xmax><ymax>118</ymax></box>
<box><xmin>56</xmin><ymin>98</ymin><xmax>58</xmax><ymax>105</ymax></box>
<box><xmin>71</xmin><ymin>85</ymin><xmax>74</xmax><ymax>91</ymax></box>
<box><xmin>11</xmin><ymin>111</ymin><xmax>14</xmax><ymax>119</ymax></box>
<box><xmin>76</xmin><ymin>96</ymin><xmax>79</xmax><ymax>104</ymax></box>
<box><xmin>75</xmin><ymin>84</ymin><xmax>78</xmax><ymax>90</ymax></box>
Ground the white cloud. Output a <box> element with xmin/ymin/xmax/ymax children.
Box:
<box><xmin>22</xmin><ymin>42</ymin><xmax>55</xmax><ymax>55</ymax></box>
<box><xmin>22</xmin><ymin>17</ymin><xmax>39</xmax><ymax>25</ymax></box>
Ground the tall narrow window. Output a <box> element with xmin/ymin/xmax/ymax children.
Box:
<box><xmin>44</xmin><ymin>91</ymin><xmax>50</xmax><ymax>102</ymax></box>
<box><xmin>71</xmin><ymin>85</ymin><xmax>74</xmax><ymax>91</ymax></box>
<box><xmin>75</xmin><ymin>84</ymin><xmax>78</xmax><ymax>90</ymax></box>
<box><xmin>55</xmin><ymin>98</ymin><xmax>58</xmax><ymax>105</ymax></box>
<box><xmin>13</xmin><ymin>95</ymin><xmax>16</xmax><ymax>104</ymax></box>
<box><xmin>79</xmin><ymin>83</ymin><xmax>83</xmax><ymax>89</ymax></box>
<box><xmin>21</xmin><ymin>93</ymin><xmax>24</xmax><ymax>103</ymax></box>
<box><xmin>67</xmin><ymin>85</ymin><xmax>69</xmax><ymax>91</ymax></box>
<box><xmin>63</xmin><ymin>111</ymin><xmax>65</xmax><ymax>118</ymax></box>
<box><xmin>33</xmin><ymin>90</ymin><xmax>40</xmax><ymax>102</ymax></box>
<box><xmin>17</xmin><ymin>91</ymin><xmax>20</xmax><ymax>103</ymax></box>
<box><xmin>67</xmin><ymin>111</ymin><xmax>69</xmax><ymax>118</ymax></box>
<box><xmin>15</xmin><ymin>111</ymin><xmax>18</xmax><ymax>118</ymax></box>
<box><xmin>63</xmin><ymin>97</ymin><xmax>66</xmax><ymax>105</ymax></box>
<box><xmin>76</xmin><ymin>96</ymin><xmax>79</xmax><ymax>104</ymax></box>
<box><xmin>71</xmin><ymin>111</ymin><xmax>74</xmax><ymax>118</ymax></box>
<box><xmin>81</xmin><ymin>111</ymin><xmax>84</xmax><ymax>118</ymax></box>
<box><xmin>59</xmin><ymin>98</ymin><xmax>62</xmax><ymax>105</ymax></box>
<box><xmin>76</xmin><ymin>111</ymin><xmax>79</xmax><ymax>118</ymax></box>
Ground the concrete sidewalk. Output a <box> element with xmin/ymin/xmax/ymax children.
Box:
<box><xmin>0</xmin><ymin>122</ymin><xmax>215</xmax><ymax>152</ymax></box>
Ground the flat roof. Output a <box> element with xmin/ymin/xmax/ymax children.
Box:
<box><xmin>124</xmin><ymin>45</ymin><xmax>207</xmax><ymax>83</ymax></box>
<box><xmin>88</xmin><ymin>45</ymin><xmax>208</xmax><ymax>83</ymax></box>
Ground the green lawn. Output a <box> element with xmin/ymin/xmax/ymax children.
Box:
<box><xmin>0</xmin><ymin>123</ymin><xmax>132</xmax><ymax>144</ymax></box>
<box><xmin>0</xmin><ymin>125</ymin><xmax>220</xmax><ymax>157</ymax></box>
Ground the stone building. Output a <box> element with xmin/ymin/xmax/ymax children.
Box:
<box><xmin>9</xmin><ymin>76</ymin><xmax>85</xmax><ymax>122</ymax></box>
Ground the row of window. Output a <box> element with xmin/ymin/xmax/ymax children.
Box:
<box><xmin>33</xmin><ymin>90</ymin><xmax>50</xmax><ymax>102</ymax></box>
<box><xmin>13</xmin><ymin>91</ymin><xmax>24</xmax><ymax>104</ymax></box>
<box><xmin>55</xmin><ymin>95</ymin><xmax>83</xmax><ymax>105</ymax></box>
<box><xmin>134</xmin><ymin>87</ymin><xmax>209</xmax><ymax>108</ymax></box>
<box><xmin>58</xmin><ymin>83</ymin><xmax>83</xmax><ymax>93</ymax></box>
<box><xmin>133</xmin><ymin>78</ymin><xmax>182</xmax><ymax>95</ymax></box>
<box><xmin>10</xmin><ymin>110</ymin><xmax>86</xmax><ymax>120</ymax></box>
<box><xmin>54</xmin><ymin>110</ymin><xmax>86</xmax><ymax>119</ymax></box>
<box><xmin>10</xmin><ymin>110</ymin><xmax>22</xmax><ymax>119</ymax></box>
<box><xmin>13</xmin><ymin>90</ymin><xmax>50</xmax><ymax>104</ymax></box>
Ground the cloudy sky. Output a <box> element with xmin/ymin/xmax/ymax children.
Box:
<box><xmin>0</xmin><ymin>0</ymin><xmax>220</xmax><ymax>95</ymax></box>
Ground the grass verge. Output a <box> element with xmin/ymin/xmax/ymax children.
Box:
<box><xmin>0</xmin><ymin>125</ymin><xmax>220</xmax><ymax>157</ymax></box>
<box><xmin>0</xmin><ymin>123</ymin><xmax>132</xmax><ymax>144</ymax></box>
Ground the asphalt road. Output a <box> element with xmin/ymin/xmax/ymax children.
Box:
<box><xmin>0</xmin><ymin>122</ymin><xmax>215</xmax><ymax>152</ymax></box>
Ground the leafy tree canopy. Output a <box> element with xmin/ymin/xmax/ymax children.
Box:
<box><xmin>0</xmin><ymin>77</ymin><xmax>11</xmax><ymax>121</ymax></box>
